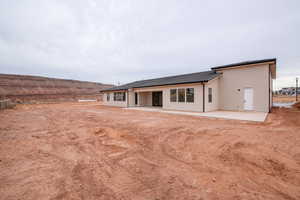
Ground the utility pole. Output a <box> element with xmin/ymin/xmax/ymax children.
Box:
<box><xmin>296</xmin><ymin>77</ymin><xmax>299</xmax><ymax>102</ymax></box>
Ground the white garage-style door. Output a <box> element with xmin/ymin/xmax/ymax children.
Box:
<box><xmin>244</xmin><ymin>88</ymin><xmax>254</xmax><ymax>111</ymax></box>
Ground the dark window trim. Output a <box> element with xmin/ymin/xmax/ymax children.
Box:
<box><xmin>135</xmin><ymin>92</ymin><xmax>138</xmax><ymax>105</ymax></box>
<box><xmin>203</xmin><ymin>84</ymin><xmax>205</xmax><ymax>112</ymax></box>
<box><xmin>107</xmin><ymin>93</ymin><xmax>110</xmax><ymax>101</ymax></box>
<box><xmin>113</xmin><ymin>92</ymin><xmax>126</xmax><ymax>102</ymax></box>
<box><xmin>186</xmin><ymin>88</ymin><xmax>194</xmax><ymax>103</ymax></box>
<box><xmin>178</xmin><ymin>88</ymin><xmax>186</xmax><ymax>103</ymax></box>
<box><xmin>170</xmin><ymin>89</ymin><xmax>177</xmax><ymax>102</ymax></box>
<box><xmin>208</xmin><ymin>88</ymin><xmax>212</xmax><ymax>103</ymax></box>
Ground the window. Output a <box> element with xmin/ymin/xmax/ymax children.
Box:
<box><xmin>114</xmin><ymin>92</ymin><xmax>126</xmax><ymax>101</ymax></box>
<box><xmin>186</xmin><ymin>88</ymin><xmax>194</xmax><ymax>103</ymax></box>
<box><xmin>208</xmin><ymin>88</ymin><xmax>212</xmax><ymax>103</ymax></box>
<box><xmin>135</xmin><ymin>93</ymin><xmax>138</xmax><ymax>105</ymax></box>
<box><xmin>107</xmin><ymin>93</ymin><xmax>110</xmax><ymax>101</ymax></box>
<box><xmin>170</xmin><ymin>89</ymin><xmax>177</xmax><ymax>102</ymax></box>
<box><xmin>178</xmin><ymin>88</ymin><xmax>185</xmax><ymax>102</ymax></box>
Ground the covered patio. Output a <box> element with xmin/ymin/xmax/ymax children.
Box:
<box><xmin>131</xmin><ymin>90</ymin><xmax>163</xmax><ymax>107</ymax></box>
<box><xmin>125</xmin><ymin>107</ymin><xmax>268</xmax><ymax>122</ymax></box>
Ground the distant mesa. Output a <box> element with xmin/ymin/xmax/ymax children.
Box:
<box><xmin>0</xmin><ymin>73</ymin><xmax>113</xmax><ymax>103</ymax></box>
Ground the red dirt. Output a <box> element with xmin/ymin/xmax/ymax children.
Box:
<box><xmin>293</xmin><ymin>102</ymin><xmax>300</xmax><ymax>110</ymax></box>
<box><xmin>0</xmin><ymin>103</ymin><xmax>300</xmax><ymax>200</ymax></box>
<box><xmin>0</xmin><ymin>74</ymin><xmax>113</xmax><ymax>103</ymax></box>
<box><xmin>273</xmin><ymin>95</ymin><xmax>297</xmax><ymax>103</ymax></box>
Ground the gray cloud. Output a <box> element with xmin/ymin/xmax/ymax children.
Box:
<box><xmin>0</xmin><ymin>0</ymin><xmax>299</xmax><ymax>89</ymax></box>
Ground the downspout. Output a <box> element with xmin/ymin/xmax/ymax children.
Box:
<box><xmin>271</xmin><ymin>67</ymin><xmax>274</xmax><ymax>112</ymax></box>
<box><xmin>272</xmin><ymin>78</ymin><xmax>273</xmax><ymax>111</ymax></box>
<box><xmin>127</xmin><ymin>90</ymin><xmax>129</xmax><ymax>108</ymax></box>
<box><xmin>268</xmin><ymin>65</ymin><xmax>271</xmax><ymax>113</ymax></box>
<box><xmin>203</xmin><ymin>83</ymin><xmax>205</xmax><ymax>112</ymax></box>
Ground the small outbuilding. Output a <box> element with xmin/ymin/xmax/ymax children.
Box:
<box><xmin>101</xmin><ymin>58</ymin><xmax>276</xmax><ymax>113</ymax></box>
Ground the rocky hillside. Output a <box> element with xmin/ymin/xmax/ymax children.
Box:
<box><xmin>0</xmin><ymin>74</ymin><xmax>113</xmax><ymax>103</ymax></box>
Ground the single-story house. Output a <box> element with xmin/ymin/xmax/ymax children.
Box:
<box><xmin>101</xmin><ymin>58</ymin><xmax>276</xmax><ymax>113</ymax></box>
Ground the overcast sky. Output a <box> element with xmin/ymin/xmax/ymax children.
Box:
<box><xmin>0</xmin><ymin>0</ymin><xmax>299</xmax><ymax>89</ymax></box>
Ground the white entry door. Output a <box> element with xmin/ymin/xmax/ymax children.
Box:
<box><xmin>244</xmin><ymin>88</ymin><xmax>253</xmax><ymax>110</ymax></box>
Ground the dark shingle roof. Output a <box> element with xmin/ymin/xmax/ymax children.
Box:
<box><xmin>101</xmin><ymin>70</ymin><xmax>220</xmax><ymax>92</ymax></box>
<box><xmin>211</xmin><ymin>58</ymin><xmax>276</xmax><ymax>70</ymax></box>
<box><xmin>102</xmin><ymin>58</ymin><xmax>277</xmax><ymax>92</ymax></box>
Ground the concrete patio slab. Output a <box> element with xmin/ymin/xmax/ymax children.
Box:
<box><xmin>125</xmin><ymin>107</ymin><xmax>268</xmax><ymax>122</ymax></box>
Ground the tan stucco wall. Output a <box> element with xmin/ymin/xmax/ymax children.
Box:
<box><xmin>205</xmin><ymin>77</ymin><xmax>219</xmax><ymax>112</ymax></box>
<box><xmin>103</xmin><ymin>63</ymin><xmax>273</xmax><ymax>112</ymax></box>
<box><xmin>103</xmin><ymin>91</ymin><xmax>128</xmax><ymax>107</ymax></box>
<box><xmin>163</xmin><ymin>84</ymin><xmax>204</xmax><ymax>112</ymax></box>
<box><xmin>134</xmin><ymin>83</ymin><xmax>205</xmax><ymax>112</ymax></box>
<box><xmin>216</xmin><ymin>64</ymin><xmax>270</xmax><ymax>112</ymax></box>
<box><xmin>103</xmin><ymin>81</ymin><xmax>218</xmax><ymax>112</ymax></box>
<box><xmin>128</xmin><ymin>90</ymin><xmax>135</xmax><ymax>107</ymax></box>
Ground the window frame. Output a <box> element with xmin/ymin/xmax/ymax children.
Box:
<box><xmin>178</xmin><ymin>88</ymin><xmax>186</xmax><ymax>102</ymax></box>
<box><xmin>113</xmin><ymin>92</ymin><xmax>126</xmax><ymax>102</ymax></box>
<box><xmin>186</xmin><ymin>88</ymin><xmax>194</xmax><ymax>103</ymax></box>
<box><xmin>208</xmin><ymin>88</ymin><xmax>212</xmax><ymax>103</ymax></box>
<box><xmin>170</xmin><ymin>89</ymin><xmax>177</xmax><ymax>102</ymax></box>
<box><xmin>106</xmin><ymin>93</ymin><xmax>110</xmax><ymax>101</ymax></box>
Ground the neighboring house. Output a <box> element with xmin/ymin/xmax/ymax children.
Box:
<box><xmin>101</xmin><ymin>58</ymin><xmax>276</xmax><ymax>113</ymax></box>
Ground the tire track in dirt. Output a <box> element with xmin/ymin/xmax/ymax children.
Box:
<box><xmin>1</xmin><ymin>104</ymin><xmax>300</xmax><ymax>199</ymax></box>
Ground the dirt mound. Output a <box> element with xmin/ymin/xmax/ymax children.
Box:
<box><xmin>293</xmin><ymin>101</ymin><xmax>300</xmax><ymax>109</ymax></box>
<box><xmin>0</xmin><ymin>74</ymin><xmax>113</xmax><ymax>103</ymax></box>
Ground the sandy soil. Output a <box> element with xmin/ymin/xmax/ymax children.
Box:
<box><xmin>0</xmin><ymin>103</ymin><xmax>300</xmax><ymax>200</ymax></box>
<box><xmin>273</xmin><ymin>95</ymin><xmax>297</xmax><ymax>103</ymax></box>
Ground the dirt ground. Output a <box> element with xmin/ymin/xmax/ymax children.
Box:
<box><xmin>273</xmin><ymin>95</ymin><xmax>298</xmax><ymax>103</ymax></box>
<box><xmin>1</xmin><ymin>103</ymin><xmax>300</xmax><ymax>200</ymax></box>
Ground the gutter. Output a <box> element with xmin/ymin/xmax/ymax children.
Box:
<box><xmin>211</xmin><ymin>58</ymin><xmax>276</xmax><ymax>70</ymax></box>
<box><xmin>203</xmin><ymin>83</ymin><xmax>205</xmax><ymax>112</ymax></box>
<box><xmin>131</xmin><ymin>80</ymin><xmax>210</xmax><ymax>89</ymax></box>
<box><xmin>100</xmin><ymin>79</ymin><xmax>217</xmax><ymax>92</ymax></box>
